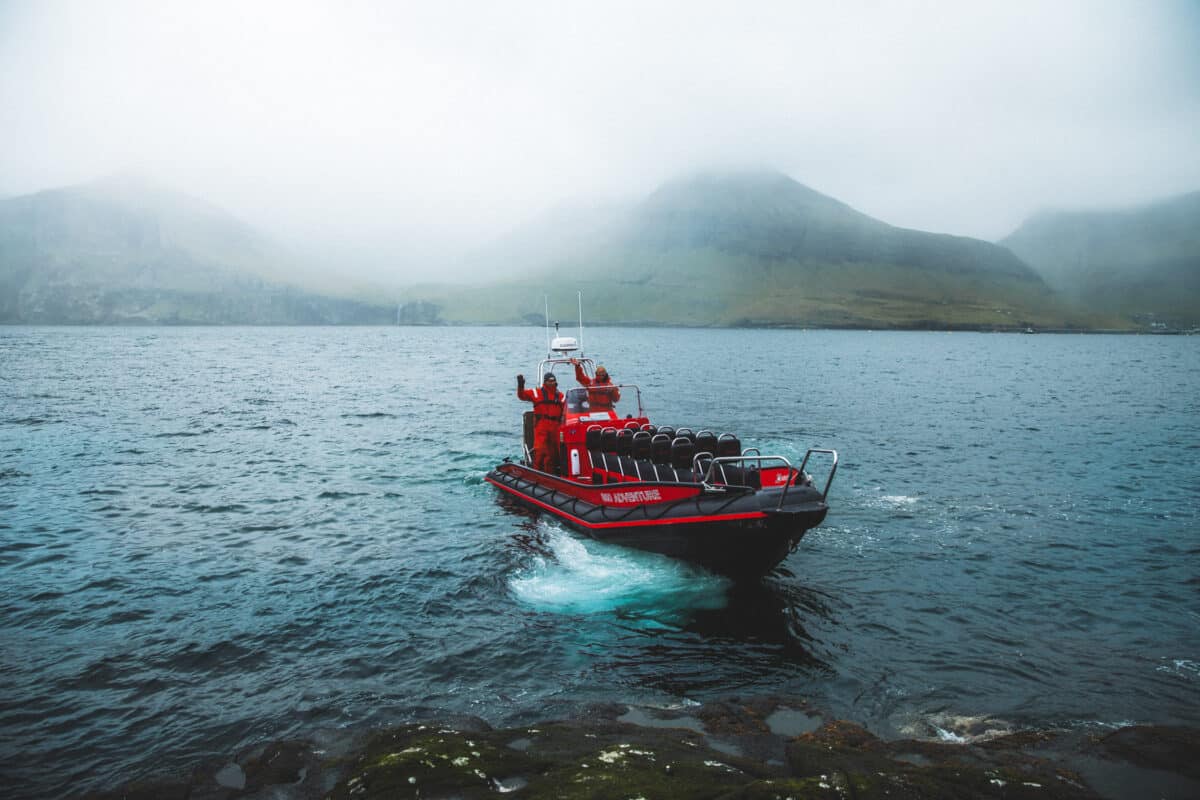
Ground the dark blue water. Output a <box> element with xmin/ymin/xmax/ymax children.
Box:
<box><xmin>2</xmin><ymin>326</ymin><xmax>1198</xmax><ymax>795</ymax></box>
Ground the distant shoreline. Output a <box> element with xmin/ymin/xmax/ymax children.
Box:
<box><xmin>2</xmin><ymin>321</ymin><xmax>1191</xmax><ymax>334</ymax></box>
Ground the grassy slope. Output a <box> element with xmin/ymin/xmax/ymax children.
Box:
<box><xmin>408</xmin><ymin>173</ymin><xmax>1125</xmax><ymax>329</ymax></box>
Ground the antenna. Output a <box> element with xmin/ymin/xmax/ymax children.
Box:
<box><xmin>577</xmin><ymin>291</ymin><xmax>584</xmax><ymax>355</ymax></box>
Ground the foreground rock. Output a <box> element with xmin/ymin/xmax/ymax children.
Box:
<box><xmin>87</xmin><ymin>698</ymin><xmax>1200</xmax><ymax>799</ymax></box>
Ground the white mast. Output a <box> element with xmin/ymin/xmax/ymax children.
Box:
<box><xmin>577</xmin><ymin>291</ymin><xmax>584</xmax><ymax>355</ymax></box>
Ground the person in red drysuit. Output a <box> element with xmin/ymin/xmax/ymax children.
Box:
<box><xmin>517</xmin><ymin>372</ymin><xmax>565</xmax><ymax>473</ymax></box>
<box><xmin>570</xmin><ymin>359</ymin><xmax>621</xmax><ymax>410</ymax></box>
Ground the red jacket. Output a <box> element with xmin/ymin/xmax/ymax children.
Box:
<box><xmin>518</xmin><ymin>386</ymin><xmax>564</xmax><ymax>428</ymax></box>
<box><xmin>574</xmin><ymin>363</ymin><xmax>620</xmax><ymax>407</ymax></box>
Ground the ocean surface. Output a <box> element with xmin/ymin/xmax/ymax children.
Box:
<box><xmin>1</xmin><ymin>326</ymin><xmax>1198</xmax><ymax>796</ymax></box>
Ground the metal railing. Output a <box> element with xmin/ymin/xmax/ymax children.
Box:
<box><xmin>799</xmin><ymin>448</ymin><xmax>839</xmax><ymax>500</ymax></box>
<box><xmin>694</xmin><ymin>454</ymin><xmax>793</xmax><ymax>510</ymax></box>
<box><xmin>694</xmin><ymin>448</ymin><xmax>839</xmax><ymax>509</ymax></box>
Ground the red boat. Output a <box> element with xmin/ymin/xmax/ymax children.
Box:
<box><xmin>487</xmin><ymin>328</ymin><xmax>837</xmax><ymax>578</ymax></box>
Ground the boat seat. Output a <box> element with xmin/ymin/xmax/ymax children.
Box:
<box><xmin>711</xmin><ymin>433</ymin><xmax>742</xmax><ymax>483</ymax></box>
<box><xmin>650</xmin><ymin>434</ymin><xmax>671</xmax><ymax>465</ymax></box>
<box><xmin>630</xmin><ymin>432</ymin><xmax>653</xmax><ymax>480</ymax></box>
<box><xmin>670</xmin><ymin>436</ymin><xmax>695</xmax><ymax>470</ymax></box>
<box><xmin>712</xmin><ymin>463</ymin><xmax>761</xmax><ymax>489</ymax></box>
<box><xmin>616</xmin><ymin>428</ymin><xmax>634</xmax><ymax>457</ymax></box>
<box><xmin>716</xmin><ymin>433</ymin><xmax>740</xmax><ymax>457</ymax></box>
<box><xmin>675</xmin><ymin>427</ymin><xmax>696</xmax><ymax>444</ymax></box>
<box><xmin>594</xmin><ymin>427</ymin><xmax>618</xmax><ymax>477</ymax></box>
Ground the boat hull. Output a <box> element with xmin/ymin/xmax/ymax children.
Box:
<box><xmin>486</xmin><ymin>461</ymin><xmax>828</xmax><ymax>578</ymax></box>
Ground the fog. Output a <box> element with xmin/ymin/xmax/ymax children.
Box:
<box><xmin>2</xmin><ymin>0</ymin><xmax>1198</xmax><ymax>282</ymax></box>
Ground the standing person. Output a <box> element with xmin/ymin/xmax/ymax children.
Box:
<box><xmin>517</xmin><ymin>372</ymin><xmax>564</xmax><ymax>473</ymax></box>
<box><xmin>571</xmin><ymin>358</ymin><xmax>621</xmax><ymax>410</ymax></box>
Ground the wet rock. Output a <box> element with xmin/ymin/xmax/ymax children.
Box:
<box><xmin>1091</xmin><ymin>725</ymin><xmax>1200</xmax><ymax>780</ymax></box>
<box><xmin>86</xmin><ymin>699</ymin><xmax>1200</xmax><ymax>800</ymax></box>
<box><xmin>85</xmin><ymin>738</ymin><xmax>332</xmax><ymax>800</ymax></box>
<box><xmin>213</xmin><ymin>762</ymin><xmax>245</xmax><ymax>789</ymax></box>
<box><xmin>239</xmin><ymin>740</ymin><xmax>312</xmax><ymax>789</ymax></box>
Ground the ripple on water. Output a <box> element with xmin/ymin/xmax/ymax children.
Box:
<box><xmin>2</xmin><ymin>327</ymin><xmax>1198</xmax><ymax>799</ymax></box>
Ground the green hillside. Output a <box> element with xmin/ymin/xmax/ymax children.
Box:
<box><xmin>0</xmin><ymin>175</ymin><xmax>394</xmax><ymax>324</ymax></box>
<box><xmin>1002</xmin><ymin>191</ymin><xmax>1200</xmax><ymax>328</ymax></box>
<box><xmin>405</xmin><ymin>172</ymin><xmax>1118</xmax><ymax>330</ymax></box>
<box><xmin>7</xmin><ymin>171</ymin><xmax>1180</xmax><ymax>329</ymax></box>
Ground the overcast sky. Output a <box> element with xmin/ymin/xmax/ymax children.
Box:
<box><xmin>2</xmin><ymin>0</ymin><xmax>1198</xmax><ymax>279</ymax></box>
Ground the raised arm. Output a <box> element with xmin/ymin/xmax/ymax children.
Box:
<box><xmin>573</xmin><ymin>361</ymin><xmax>593</xmax><ymax>386</ymax></box>
<box><xmin>516</xmin><ymin>374</ymin><xmax>535</xmax><ymax>401</ymax></box>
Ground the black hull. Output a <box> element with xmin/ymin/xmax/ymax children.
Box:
<box><xmin>487</xmin><ymin>463</ymin><xmax>829</xmax><ymax>578</ymax></box>
<box><xmin>585</xmin><ymin>514</ymin><xmax>823</xmax><ymax>577</ymax></box>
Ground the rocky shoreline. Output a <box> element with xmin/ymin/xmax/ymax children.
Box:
<box><xmin>85</xmin><ymin>696</ymin><xmax>1199</xmax><ymax>799</ymax></box>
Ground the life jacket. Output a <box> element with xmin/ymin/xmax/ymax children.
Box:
<box><xmin>589</xmin><ymin>382</ymin><xmax>617</xmax><ymax>402</ymax></box>
<box><xmin>531</xmin><ymin>388</ymin><xmax>564</xmax><ymax>423</ymax></box>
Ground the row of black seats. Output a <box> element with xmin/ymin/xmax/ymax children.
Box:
<box><xmin>586</xmin><ymin>425</ymin><xmax>740</xmax><ymax>466</ymax></box>
<box><xmin>586</xmin><ymin>425</ymin><xmax>761</xmax><ymax>487</ymax></box>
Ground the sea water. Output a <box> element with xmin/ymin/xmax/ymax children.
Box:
<box><xmin>1</xmin><ymin>326</ymin><xmax>1197</xmax><ymax>795</ymax></box>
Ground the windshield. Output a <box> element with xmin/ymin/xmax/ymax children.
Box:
<box><xmin>564</xmin><ymin>384</ymin><xmax>641</xmax><ymax>418</ymax></box>
<box><xmin>565</xmin><ymin>385</ymin><xmax>621</xmax><ymax>413</ymax></box>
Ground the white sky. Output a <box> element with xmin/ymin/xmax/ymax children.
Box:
<box><xmin>2</xmin><ymin>0</ymin><xmax>1198</xmax><ymax>280</ymax></box>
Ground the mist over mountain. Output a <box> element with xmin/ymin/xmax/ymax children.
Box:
<box><xmin>5</xmin><ymin>170</ymin><xmax>1190</xmax><ymax>330</ymax></box>
<box><xmin>1002</xmin><ymin>192</ymin><xmax>1200</xmax><ymax>327</ymax></box>
<box><xmin>629</xmin><ymin>171</ymin><xmax>1038</xmax><ymax>277</ymax></box>
<box><xmin>0</xmin><ymin>175</ymin><xmax>394</xmax><ymax>324</ymax></box>
<box><xmin>408</xmin><ymin>171</ymin><xmax>1107</xmax><ymax>330</ymax></box>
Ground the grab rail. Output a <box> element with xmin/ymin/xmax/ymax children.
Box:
<box><xmin>799</xmin><ymin>448</ymin><xmax>839</xmax><ymax>501</ymax></box>
<box><xmin>694</xmin><ymin>448</ymin><xmax>839</xmax><ymax>508</ymax></box>
<box><xmin>695</xmin><ymin>454</ymin><xmax>795</xmax><ymax>511</ymax></box>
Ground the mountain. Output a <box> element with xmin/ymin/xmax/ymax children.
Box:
<box><xmin>404</xmin><ymin>171</ymin><xmax>1111</xmax><ymax>330</ymax></box>
<box><xmin>0</xmin><ymin>174</ymin><xmax>395</xmax><ymax>324</ymax></box>
<box><xmin>1002</xmin><ymin>192</ymin><xmax>1200</xmax><ymax>327</ymax></box>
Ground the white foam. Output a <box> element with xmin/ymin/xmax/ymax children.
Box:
<box><xmin>899</xmin><ymin>713</ymin><xmax>1013</xmax><ymax>744</ymax></box>
<box><xmin>1156</xmin><ymin>659</ymin><xmax>1200</xmax><ymax>679</ymax></box>
<box><xmin>509</xmin><ymin>525</ymin><xmax>730</xmax><ymax>621</ymax></box>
